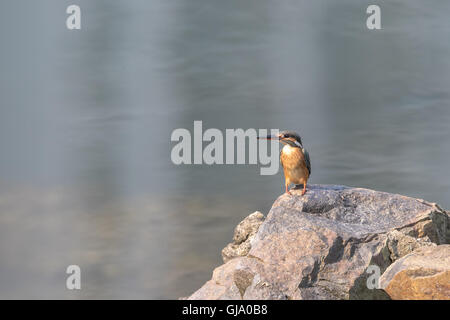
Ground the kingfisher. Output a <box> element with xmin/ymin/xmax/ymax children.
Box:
<box><xmin>258</xmin><ymin>131</ymin><xmax>311</xmax><ymax>196</ymax></box>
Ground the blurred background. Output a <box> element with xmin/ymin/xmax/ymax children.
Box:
<box><xmin>0</xmin><ymin>0</ymin><xmax>449</xmax><ymax>298</ymax></box>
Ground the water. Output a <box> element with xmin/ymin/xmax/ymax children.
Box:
<box><xmin>0</xmin><ymin>0</ymin><xmax>449</xmax><ymax>298</ymax></box>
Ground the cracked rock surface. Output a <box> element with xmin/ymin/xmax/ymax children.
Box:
<box><xmin>187</xmin><ymin>185</ymin><xmax>449</xmax><ymax>300</ymax></box>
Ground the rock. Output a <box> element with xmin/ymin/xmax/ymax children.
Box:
<box><xmin>221</xmin><ymin>211</ymin><xmax>265</xmax><ymax>263</ymax></box>
<box><xmin>380</xmin><ymin>245</ymin><xmax>450</xmax><ymax>299</ymax></box>
<box><xmin>386</xmin><ymin>230</ymin><xmax>435</xmax><ymax>261</ymax></box>
<box><xmin>187</xmin><ymin>185</ymin><xmax>449</xmax><ymax>300</ymax></box>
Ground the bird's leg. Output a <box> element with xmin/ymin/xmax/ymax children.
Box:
<box><xmin>301</xmin><ymin>183</ymin><xmax>307</xmax><ymax>196</ymax></box>
<box><xmin>285</xmin><ymin>182</ymin><xmax>291</xmax><ymax>195</ymax></box>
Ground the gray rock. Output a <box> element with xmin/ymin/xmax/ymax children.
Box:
<box><xmin>187</xmin><ymin>185</ymin><xmax>449</xmax><ymax>300</ymax></box>
<box><xmin>221</xmin><ymin>211</ymin><xmax>265</xmax><ymax>263</ymax></box>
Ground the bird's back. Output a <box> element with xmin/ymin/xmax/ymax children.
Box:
<box><xmin>302</xmin><ymin>147</ymin><xmax>311</xmax><ymax>176</ymax></box>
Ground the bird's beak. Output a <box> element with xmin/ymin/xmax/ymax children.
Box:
<box><xmin>257</xmin><ymin>134</ymin><xmax>280</xmax><ymax>140</ymax></box>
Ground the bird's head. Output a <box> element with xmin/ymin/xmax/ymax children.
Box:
<box><xmin>258</xmin><ymin>130</ymin><xmax>303</xmax><ymax>148</ymax></box>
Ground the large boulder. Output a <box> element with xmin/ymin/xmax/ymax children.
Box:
<box><xmin>187</xmin><ymin>184</ymin><xmax>449</xmax><ymax>300</ymax></box>
<box><xmin>380</xmin><ymin>245</ymin><xmax>450</xmax><ymax>299</ymax></box>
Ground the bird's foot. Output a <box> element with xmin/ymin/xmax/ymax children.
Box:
<box><xmin>285</xmin><ymin>185</ymin><xmax>292</xmax><ymax>195</ymax></box>
<box><xmin>301</xmin><ymin>185</ymin><xmax>308</xmax><ymax>196</ymax></box>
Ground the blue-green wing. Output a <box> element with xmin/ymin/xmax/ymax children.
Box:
<box><xmin>303</xmin><ymin>148</ymin><xmax>311</xmax><ymax>175</ymax></box>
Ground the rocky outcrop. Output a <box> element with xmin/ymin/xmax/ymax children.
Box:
<box><xmin>380</xmin><ymin>245</ymin><xmax>450</xmax><ymax>299</ymax></box>
<box><xmin>187</xmin><ymin>185</ymin><xmax>449</xmax><ymax>300</ymax></box>
<box><xmin>221</xmin><ymin>211</ymin><xmax>265</xmax><ymax>263</ymax></box>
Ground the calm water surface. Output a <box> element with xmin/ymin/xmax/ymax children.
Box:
<box><xmin>0</xmin><ymin>1</ymin><xmax>449</xmax><ymax>298</ymax></box>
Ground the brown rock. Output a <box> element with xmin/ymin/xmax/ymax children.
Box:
<box><xmin>380</xmin><ymin>245</ymin><xmax>450</xmax><ymax>300</ymax></box>
<box><xmin>187</xmin><ymin>185</ymin><xmax>449</xmax><ymax>300</ymax></box>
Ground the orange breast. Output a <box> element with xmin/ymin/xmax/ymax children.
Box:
<box><xmin>280</xmin><ymin>145</ymin><xmax>309</xmax><ymax>184</ymax></box>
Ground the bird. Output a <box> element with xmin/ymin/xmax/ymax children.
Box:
<box><xmin>258</xmin><ymin>131</ymin><xmax>311</xmax><ymax>196</ymax></box>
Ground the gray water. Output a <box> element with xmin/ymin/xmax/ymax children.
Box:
<box><xmin>0</xmin><ymin>0</ymin><xmax>449</xmax><ymax>299</ymax></box>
